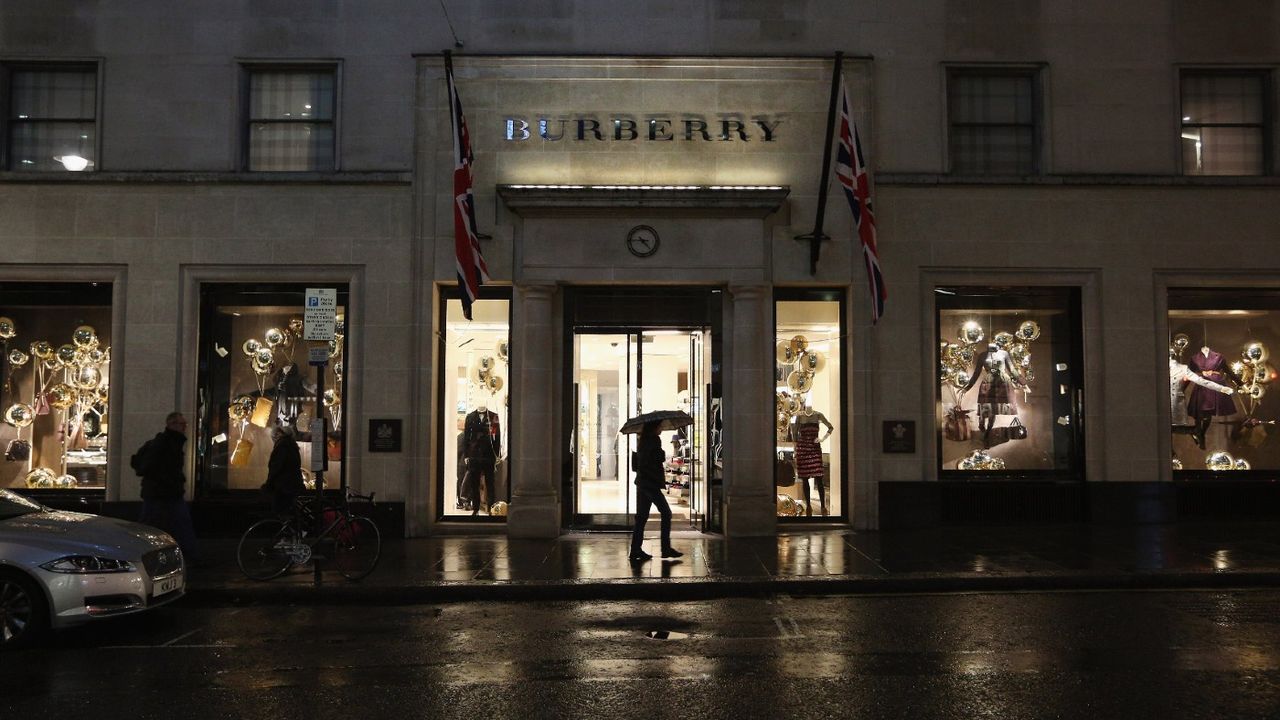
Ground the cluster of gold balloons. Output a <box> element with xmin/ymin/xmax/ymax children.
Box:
<box><xmin>24</xmin><ymin>467</ymin><xmax>77</xmax><ymax>489</ymax></box>
<box><xmin>227</xmin><ymin>394</ymin><xmax>257</xmax><ymax>422</ymax></box>
<box><xmin>242</xmin><ymin>317</ymin><xmax>305</xmax><ymax>378</ymax></box>
<box><xmin>472</xmin><ymin>341</ymin><xmax>508</xmax><ymax>395</ymax></box>
<box><xmin>3</xmin><ymin>320</ymin><xmax>110</xmax><ymax>430</ymax></box>
<box><xmin>956</xmin><ymin>449</ymin><xmax>1006</xmax><ymax>470</ymax></box>
<box><xmin>940</xmin><ymin>320</ymin><xmax>1040</xmax><ymax>391</ymax></box>
<box><xmin>776</xmin><ymin>493</ymin><xmax>808</xmax><ymax>517</ymax></box>
<box><xmin>1205</xmin><ymin>451</ymin><xmax>1251</xmax><ymax>471</ymax></box>
<box><xmin>1229</xmin><ymin>341</ymin><xmax>1271</xmax><ymax>404</ymax></box>
<box><xmin>775</xmin><ymin>335</ymin><xmax>825</xmax><ymax>434</ymax></box>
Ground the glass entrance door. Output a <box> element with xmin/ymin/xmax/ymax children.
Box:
<box><xmin>571</xmin><ymin>328</ymin><xmax>708</xmax><ymax>528</ymax></box>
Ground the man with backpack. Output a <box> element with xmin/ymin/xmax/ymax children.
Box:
<box><xmin>134</xmin><ymin>411</ymin><xmax>199</xmax><ymax>564</ymax></box>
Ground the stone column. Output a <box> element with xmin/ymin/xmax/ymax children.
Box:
<box><xmin>508</xmin><ymin>282</ymin><xmax>561</xmax><ymax>537</ymax></box>
<box><xmin>724</xmin><ymin>284</ymin><xmax>777</xmax><ymax>537</ymax></box>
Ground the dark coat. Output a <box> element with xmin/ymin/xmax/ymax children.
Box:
<box><xmin>140</xmin><ymin>428</ymin><xmax>187</xmax><ymax>501</ymax></box>
<box><xmin>264</xmin><ymin>435</ymin><xmax>304</xmax><ymax>497</ymax></box>
<box><xmin>463</xmin><ymin>409</ymin><xmax>501</xmax><ymax>460</ymax></box>
<box><xmin>632</xmin><ymin>433</ymin><xmax>666</xmax><ymax>489</ymax></box>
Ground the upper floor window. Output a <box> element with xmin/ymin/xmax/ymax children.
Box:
<box><xmin>947</xmin><ymin>68</ymin><xmax>1040</xmax><ymax>176</ymax></box>
<box><xmin>1181</xmin><ymin>70</ymin><xmax>1268</xmax><ymax>176</ymax></box>
<box><xmin>5</xmin><ymin>65</ymin><xmax>97</xmax><ymax>171</ymax></box>
<box><xmin>245</xmin><ymin>67</ymin><xmax>336</xmax><ymax>171</ymax></box>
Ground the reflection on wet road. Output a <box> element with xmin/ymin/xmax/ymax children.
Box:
<box><xmin>4</xmin><ymin>589</ymin><xmax>1280</xmax><ymax>719</ymax></box>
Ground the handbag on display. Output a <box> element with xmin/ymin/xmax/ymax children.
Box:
<box><xmin>249</xmin><ymin>397</ymin><xmax>274</xmax><ymax>428</ymax></box>
<box><xmin>775</xmin><ymin>452</ymin><xmax>796</xmax><ymax>487</ymax></box>
<box><xmin>5</xmin><ymin>439</ymin><xmax>30</xmax><ymax>462</ymax></box>
<box><xmin>326</xmin><ymin>436</ymin><xmax>343</xmax><ymax>462</ymax></box>
<box><xmin>986</xmin><ymin>426</ymin><xmax>1011</xmax><ymax>447</ymax></box>
<box><xmin>1007</xmin><ymin>417</ymin><xmax>1028</xmax><ymax>440</ymax></box>
<box><xmin>33</xmin><ymin>393</ymin><xmax>51</xmax><ymax>416</ymax></box>
<box><xmin>943</xmin><ymin>407</ymin><xmax>973</xmax><ymax>442</ymax></box>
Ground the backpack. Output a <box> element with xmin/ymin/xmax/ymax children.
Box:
<box><xmin>130</xmin><ymin>439</ymin><xmax>154</xmax><ymax>476</ymax></box>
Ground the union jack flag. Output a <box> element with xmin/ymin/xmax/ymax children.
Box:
<box><xmin>834</xmin><ymin>74</ymin><xmax>886</xmax><ymax>324</ymax></box>
<box><xmin>447</xmin><ymin>60</ymin><xmax>489</xmax><ymax>320</ymax></box>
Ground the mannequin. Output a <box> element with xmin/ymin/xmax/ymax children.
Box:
<box><xmin>789</xmin><ymin>402</ymin><xmax>834</xmax><ymax>515</ymax></box>
<box><xmin>1186</xmin><ymin>345</ymin><xmax>1242</xmax><ymax>449</ymax></box>
<box><xmin>462</xmin><ymin>403</ymin><xmax>502</xmax><ymax>515</ymax></box>
<box><xmin>961</xmin><ymin>343</ymin><xmax>1025</xmax><ymax>445</ymax></box>
<box><xmin>1169</xmin><ymin>350</ymin><xmax>1232</xmax><ymax>429</ymax></box>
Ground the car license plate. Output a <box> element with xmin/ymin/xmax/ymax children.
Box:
<box><xmin>153</xmin><ymin>574</ymin><xmax>183</xmax><ymax>597</ymax></box>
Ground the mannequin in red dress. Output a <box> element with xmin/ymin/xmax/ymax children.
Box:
<box><xmin>789</xmin><ymin>403</ymin><xmax>834</xmax><ymax>515</ymax></box>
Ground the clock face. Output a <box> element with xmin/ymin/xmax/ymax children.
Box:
<box><xmin>626</xmin><ymin>225</ymin><xmax>660</xmax><ymax>257</ymax></box>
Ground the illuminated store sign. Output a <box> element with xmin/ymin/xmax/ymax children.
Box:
<box><xmin>505</xmin><ymin>116</ymin><xmax>781</xmax><ymax>143</ymax></box>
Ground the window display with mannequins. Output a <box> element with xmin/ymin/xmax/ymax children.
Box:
<box><xmin>774</xmin><ymin>295</ymin><xmax>843</xmax><ymax>518</ymax></box>
<box><xmin>441</xmin><ymin>295</ymin><xmax>510</xmax><ymax>518</ymax></box>
<box><xmin>937</xmin><ymin>287</ymin><xmax>1084</xmax><ymax>476</ymax></box>
<box><xmin>0</xmin><ymin>282</ymin><xmax>113</xmax><ymax>491</ymax></box>
<box><xmin>1168</xmin><ymin>297</ymin><xmax>1279</xmax><ymax>472</ymax></box>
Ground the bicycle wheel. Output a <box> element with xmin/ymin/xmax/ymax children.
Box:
<box><xmin>237</xmin><ymin>518</ymin><xmax>294</xmax><ymax>580</ymax></box>
<box><xmin>334</xmin><ymin>516</ymin><xmax>381</xmax><ymax>581</ymax></box>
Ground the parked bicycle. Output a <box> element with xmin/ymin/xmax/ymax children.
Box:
<box><xmin>236</xmin><ymin>489</ymin><xmax>381</xmax><ymax>581</ymax></box>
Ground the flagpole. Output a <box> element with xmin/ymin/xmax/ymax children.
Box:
<box><xmin>795</xmin><ymin>51</ymin><xmax>844</xmax><ymax>276</ymax></box>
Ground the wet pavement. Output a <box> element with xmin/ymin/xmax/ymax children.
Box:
<box><xmin>186</xmin><ymin>522</ymin><xmax>1280</xmax><ymax>604</ymax></box>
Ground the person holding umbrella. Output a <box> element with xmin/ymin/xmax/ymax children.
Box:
<box><xmin>623</xmin><ymin>411</ymin><xmax>689</xmax><ymax>562</ymax></box>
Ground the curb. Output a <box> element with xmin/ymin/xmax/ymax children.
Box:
<box><xmin>181</xmin><ymin>571</ymin><xmax>1280</xmax><ymax>607</ymax></box>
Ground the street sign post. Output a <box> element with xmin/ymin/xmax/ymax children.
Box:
<box><xmin>304</xmin><ymin>288</ymin><xmax>337</xmax><ymax>342</ymax></box>
<box><xmin>303</xmin><ymin>288</ymin><xmax>336</xmax><ymax>586</ymax></box>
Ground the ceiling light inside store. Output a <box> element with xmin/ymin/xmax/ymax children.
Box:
<box><xmin>54</xmin><ymin>154</ymin><xmax>91</xmax><ymax>171</ymax></box>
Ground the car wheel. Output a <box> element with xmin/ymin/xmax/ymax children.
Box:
<box><xmin>0</xmin><ymin>570</ymin><xmax>48</xmax><ymax>650</ymax></box>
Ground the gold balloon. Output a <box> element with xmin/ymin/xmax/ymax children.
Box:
<box><xmin>73</xmin><ymin>365</ymin><xmax>102</xmax><ymax>390</ymax></box>
<box><xmin>958</xmin><ymin>321</ymin><xmax>984</xmax><ymax>345</ymax></box>
<box><xmin>789</xmin><ymin>335</ymin><xmax>809</xmax><ymax>354</ymax></box>
<box><xmin>1250</xmin><ymin>385</ymin><xmax>1266</xmax><ymax>400</ymax></box>
<box><xmin>1171</xmin><ymin>458</ymin><xmax>1183</xmax><ymax>471</ymax></box>
<box><xmin>1234</xmin><ymin>458</ymin><xmax>1252</xmax><ymax>471</ymax></box>
<box><xmin>1022</xmin><ymin>367</ymin><xmax>1036</xmax><ymax>384</ymax></box>
<box><xmin>957</xmin><ymin>456</ymin><xmax>976</xmax><ymax>471</ymax></box>
<box><xmin>485</xmin><ymin>375</ymin><xmax>504</xmax><ymax>393</ymax></box>
<box><xmin>0</xmin><ymin>317</ymin><xmax>14</xmax><ymax>339</ymax></box>
<box><xmin>776</xmin><ymin>494</ymin><xmax>797</xmax><ymax>517</ymax></box>
<box><xmin>1231</xmin><ymin>361</ymin><xmax>1249</xmax><ymax>381</ymax></box>
<box><xmin>56</xmin><ymin>344</ymin><xmax>77</xmax><ymax>365</ymax></box>
<box><xmin>72</xmin><ymin>325</ymin><xmax>97</xmax><ymax>348</ymax></box>
<box><xmin>4</xmin><ymin>403</ymin><xmax>34</xmax><ymax>428</ymax></box>
<box><xmin>1243</xmin><ymin>342</ymin><xmax>1268</xmax><ymax>364</ymax></box>
<box><xmin>775</xmin><ymin>341</ymin><xmax>797</xmax><ymax>365</ymax></box>
<box><xmin>323</xmin><ymin>388</ymin><xmax>339</xmax><ymax>408</ymax></box>
<box><xmin>333</xmin><ymin>360</ymin><xmax>343</xmax><ymax>379</ymax></box>
<box><xmin>30</xmin><ymin>341</ymin><xmax>53</xmax><ymax>360</ymax></box>
<box><xmin>1009</xmin><ymin>343</ymin><xmax>1030</xmax><ymax>365</ymax></box>
<box><xmin>957</xmin><ymin>346</ymin><xmax>975</xmax><ymax>365</ymax></box>
<box><xmin>25</xmin><ymin>468</ymin><xmax>55</xmax><ymax>489</ymax></box>
<box><xmin>328</xmin><ymin>338</ymin><xmax>342</xmax><ymax>358</ymax></box>
<box><xmin>254</xmin><ymin>348</ymin><xmax>274</xmax><ymax>366</ymax></box>
<box><xmin>1251</xmin><ymin>362</ymin><xmax>1271</xmax><ymax>384</ymax></box>
<box><xmin>786</xmin><ymin>370</ymin><xmax>814</xmax><ymax>393</ymax></box>
<box><xmin>1205</xmin><ymin>451</ymin><xmax>1234</xmax><ymax>471</ymax></box>
<box><xmin>96</xmin><ymin>385</ymin><xmax>110</xmax><ymax>403</ymax></box>
<box><xmin>1172</xmin><ymin>334</ymin><xmax>1191</xmax><ymax>352</ymax></box>
<box><xmin>48</xmin><ymin>383</ymin><xmax>76</xmax><ymax>409</ymax></box>
<box><xmin>1016</xmin><ymin>321</ymin><xmax>1041</xmax><ymax>342</ymax></box>
<box><xmin>87</xmin><ymin>347</ymin><xmax>106</xmax><ymax>364</ymax></box>
<box><xmin>797</xmin><ymin>350</ymin><xmax>826</xmax><ymax>373</ymax></box>
<box><xmin>264</xmin><ymin>327</ymin><xmax>285</xmax><ymax>348</ymax></box>
<box><xmin>7</xmin><ymin>348</ymin><xmax>29</xmax><ymax>368</ymax></box>
<box><xmin>951</xmin><ymin>370</ymin><xmax>972</xmax><ymax>389</ymax></box>
<box><xmin>242</xmin><ymin>338</ymin><xmax>261</xmax><ymax>356</ymax></box>
<box><xmin>993</xmin><ymin>332</ymin><xmax>1015</xmax><ymax>350</ymax></box>
<box><xmin>288</xmin><ymin>317</ymin><xmax>304</xmax><ymax>337</ymax></box>
<box><xmin>488</xmin><ymin>501</ymin><xmax>508</xmax><ymax>517</ymax></box>
<box><xmin>496</xmin><ymin>340</ymin><xmax>509</xmax><ymax>361</ymax></box>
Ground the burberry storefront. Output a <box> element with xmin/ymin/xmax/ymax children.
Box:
<box><xmin>413</xmin><ymin>56</ymin><xmax>872</xmax><ymax>537</ymax></box>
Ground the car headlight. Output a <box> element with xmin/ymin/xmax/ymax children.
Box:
<box><xmin>40</xmin><ymin>556</ymin><xmax>137</xmax><ymax>574</ymax></box>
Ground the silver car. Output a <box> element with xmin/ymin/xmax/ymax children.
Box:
<box><xmin>0</xmin><ymin>488</ymin><xmax>185</xmax><ymax>648</ymax></box>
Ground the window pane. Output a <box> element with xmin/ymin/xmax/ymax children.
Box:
<box><xmin>1182</xmin><ymin>73</ymin><xmax>1264</xmax><ymax>125</ymax></box>
<box><xmin>1181</xmin><ymin>126</ymin><xmax>1264</xmax><ymax>176</ymax></box>
<box><xmin>10</xmin><ymin>122</ymin><xmax>95</xmax><ymax>171</ymax></box>
<box><xmin>1169</xmin><ymin>300</ymin><xmax>1280</xmax><ymax>473</ymax></box>
<box><xmin>249</xmin><ymin>72</ymin><xmax>335</xmax><ymax>120</ymax></box>
<box><xmin>248</xmin><ymin>123</ymin><xmax>334</xmax><ymax>171</ymax></box>
<box><xmin>775</xmin><ymin>299</ymin><xmax>842</xmax><ymax>518</ymax></box>
<box><xmin>196</xmin><ymin>289</ymin><xmax>349</xmax><ymax>494</ymax></box>
<box><xmin>951</xmin><ymin>73</ymin><xmax>1033</xmax><ymax>124</ymax></box>
<box><xmin>950</xmin><ymin>126</ymin><xmax>1035</xmax><ymax>175</ymax></box>
<box><xmin>0</xmin><ymin>282</ymin><xmax>113</xmax><ymax>492</ymax></box>
<box><xmin>937</xmin><ymin>289</ymin><xmax>1082</xmax><ymax>476</ymax></box>
<box><xmin>441</xmin><ymin>297</ymin><xmax>510</xmax><ymax>519</ymax></box>
<box><xmin>11</xmin><ymin>70</ymin><xmax>96</xmax><ymax>119</ymax></box>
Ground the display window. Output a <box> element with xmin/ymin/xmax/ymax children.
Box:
<box><xmin>0</xmin><ymin>282</ymin><xmax>112</xmax><ymax>492</ymax></box>
<box><xmin>936</xmin><ymin>287</ymin><xmax>1083</xmax><ymax>478</ymax></box>
<box><xmin>438</xmin><ymin>291</ymin><xmax>510</xmax><ymax>520</ymax></box>
<box><xmin>195</xmin><ymin>284</ymin><xmax>349</xmax><ymax>497</ymax></box>
<box><xmin>774</xmin><ymin>290</ymin><xmax>844</xmax><ymax>519</ymax></box>
<box><xmin>1168</xmin><ymin>290</ymin><xmax>1280</xmax><ymax>474</ymax></box>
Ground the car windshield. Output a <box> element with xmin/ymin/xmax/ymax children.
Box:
<box><xmin>0</xmin><ymin>489</ymin><xmax>44</xmax><ymax>520</ymax></box>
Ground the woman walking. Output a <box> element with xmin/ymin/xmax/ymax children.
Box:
<box><xmin>629</xmin><ymin>421</ymin><xmax>683</xmax><ymax>562</ymax></box>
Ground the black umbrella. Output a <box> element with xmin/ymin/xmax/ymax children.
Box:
<box><xmin>619</xmin><ymin>409</ymin><xmax>694</xmax><ymax>435</ymax></box>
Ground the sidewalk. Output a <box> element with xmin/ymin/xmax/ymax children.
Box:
<box><xmin>185</xmin><ymin>522</ymin><xmax>1280</xmax><ymax>605</ymax></box>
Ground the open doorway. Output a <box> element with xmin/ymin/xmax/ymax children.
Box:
<box><xmin>571</xmin><ymin>328</ymin><xmax>711</xmax><ymax>530</ymax></box>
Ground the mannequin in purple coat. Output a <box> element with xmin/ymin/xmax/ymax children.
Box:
<box><xmin>1186</xmin><ymin>346</ymin><xmax>1242</xmax><ymax>449</ymax></box>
